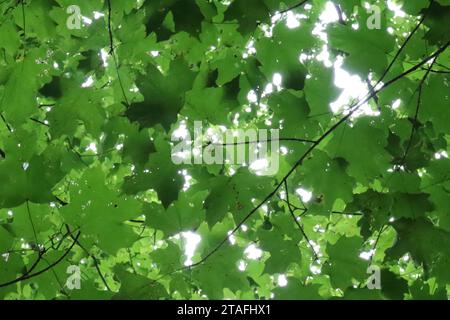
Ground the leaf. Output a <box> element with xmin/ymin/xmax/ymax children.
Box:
<box><xmin>183</xmin><ymin>87</ymin><xmax>236</xmax><ymax>124</ymax></box>
<box><xmin>62</xmin><ymin>167</ymin><xmax>142</xmax><ymax>254</ymax></box>
<box><xmin>300</xmin><ymin>150</ymin><xmax>355</xmax><ymax>211</ymax></box>
<box><xmin>224</xmin><ymin>0</ymin><xmax>270</xmax><ymax>35</ymax></box>
<box><xmin>390</xmin><ymin>192</ymin><xmax>434</xmax><ymax>219</ymax></box>
<box><xmin>150</xmin><ymin>241</ymin><xmax>182</xmax><ymax>273</ymax></box>
<box><xmin>256</xmin><ymin>23</ymin><xmax>315</xmax><ymax>90</ymax></box>
<box><xmin>420</xmin><ymin>74</ymin><xmax>450</xmax><ymax>135</ymax></box>
<box><xmin>386</xmin><ymin>218</ymin><xmax>450</xmax><ymax>284</ymax></box>
<box><xmin>204</xmin><ymin>176</ymin><xmax>235</xmax><ymax>227</ymax></box>
<box><xmin>113</xmin><ymin>267</ymin><xmax>168</xmax><ymax>300</ymax></box>
<box><xmin>144</xmin><ymin>0</ymin><xmax>204</xmax><ymax>40</ymax></box>
<box><xmin>380</xmin><ymin>269</ymin><xmax>408</xmax><ymax>300</ymax></box>
<box><xmin>273</xmin><ymin>278</ymin><xmax>322</xmax><ymax>300</ymax></box>
<box><xmin>327</xmin><ymin>118</ymin><xmax>391</xmax><ymax>183</ymax></box>
<box><xmin>258</xmin><ymin>228</ymin><xmax>301</xmax><ymax>274</ymax></box>
<box><xmin>144</xmin><ymin>189</ymin><xmax>208</xmax><ymax>237</ymax></box>
<box><xmin>125</xmin><ymin>59</ymin><xmax>196</xmax><ymax>131</ymax></box>
<box><xmin>123</xmin><ymin>136</ymin><xmax>183</xmax><ymax>208</ymax></box>
<box><xmin>268</xmin><ymin>90</ymin><xmax>319</xmax><ymax>140</ymax></box>
<box><xmin>0</xmin><ymin>50</ymin><xmax>45</xmax><ymax>127</ymax></box>
<box><xmin>305</xmin><ymin>63</ymin><xmax>340</xmax><ymax>118</ymax></box>
<box><xmin>323</xmin><ymin>236</ymin><xmax>366</xmax><ymax>289</ymax></box>
<box><xmin>192</xmin><ymin>245</ymin><xmax>249</xmax><ymax>299</ymax></box>
<box><xmin>423</xmin><ymin>2</ymin><xmax>450</xmax><ymax>45</ymax></box>
<box><xmin>327</xmin><ymin>13</ymin><xmax>395</xmax><ymax>76</ymax></box>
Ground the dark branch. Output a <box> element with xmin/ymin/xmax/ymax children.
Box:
<box><xmin>29</xmin><ymin>117</ymin><xmax>49</xmax><ymax>127</ymax></box>
<box><xmin>333</xmin><ymin>2</ymin><xmax>346</xmax><ymax>25</ymax></box>
<box><xmin>0</xmin><ymin>231</ymin><xmax>80</xmax><ymax>288</ymax></box>
<box><xmin>26</xmin><ymin>200</ymin><xmax>38</xmax><ymax>244</ymax></box>
<box><xmin>401</xmin><ymin>56</ymin><xmax>439</xmax><ymax>164</ymax></box>
<box><xmin>207</xmin><ymin>137</ymin><xmax>317</xmax><ymax>148</ymax></box>
<box><xmin>65</xmin><ymin>225</ymin><xmax>111</xmax><ymax>291</ymax></box>
<box><xmin>0</xmin><ymin>113</ymin><xmax>12</xmax><ymax>132</ymax></box>
<box><xmin>20</xmin><ymin>0</ymin><xmax>25</xmax><ymax>39</ymax></box>
<box><xmin>368</xmin><ymin>225</ymin><xmax>387</xmax><ymax>266</ymax></box>
<box><xmin>106</xmin><ymin>0</ymin><xmax>114</xmax><ymax>54</ymax></box>
<box><xmin>284</xmin><ymin>181</ymin><xmax>319</xmax><ymax>261</ymax></box>
<box><xmin>278</xmin><ymin>0</ymin><xmax>310</xmax><ymax>15</ymax></box>
<box><xmin>105</xmin><ymin>0</ymin><xmax>129</xmax><ymax>107</ymax></box>
<box><xmin>331</xmin><ymin>211</ymin><xmax>363</xmax><ymax>216</ymax></box>
<box><xmin>376</xmin><ymin>12</ymin><xmax>428</xmax><ymax>87</ymax></box>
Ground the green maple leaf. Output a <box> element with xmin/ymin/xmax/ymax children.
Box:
<box><xmin>300</xmin><ymin>150</ymin><xmax>355</xmax><ymax>211</ymax></box>
<box><xmin>256</xmin><ymin>22</ymin><xmax>315</xmax><ymax>90</ymax></box>
<box><xmin>327</xmin><ymin>118</ymin><xmax>391</xmax><ymax>183</ymax></box>
<box><xmin>421</xmin><ymin>74</ymin><xmax>450</xmax><ymax>135</ymax></box>
<box><xmin>386</xmin><ymin>218</ymin><xmax>450</xmax><ymax>284</ymax></box>
<box><xmin>62</xmin><ymin>167</ymin><xmax>142</xmax><ymax>254</ymax></box>
<box><xmin>125</xmin><ymin>59</ymin><xmax>196</xmax><ymax>131</ymax></box>
<box><xmin>258</xmin><ymin>228</ymin><xmax>301</xmax><ymax>274</ymax></box>
<box><xmin>122</xmin><ymin>136</ymin><xmax>183</xmax><ymax>208</ymax></box>
<box><xmin>273</xmin><ymin>278</ymin><xmax>322</xmax><ymax>300</ymax></box>
<box><xmin>144</xmin><ymin>189</ymin><xmax>208</xmax><ymax>237</ymax></box>
<box><xmin>113</xmin><ymin>267</ymin><xmax>168</xmax><ymax>300</ymax></box>
<box><xmin>327</xmin><ymin>12</ymin><xmax>395</xmax><ymax>77</ymax></box>
<box><xmin>323</xmin><ymin>236</ymin><xmax>367</xmax><ymax>289</ymax></box>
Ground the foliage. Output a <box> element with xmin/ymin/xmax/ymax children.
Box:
<box><xmin>0</xmin><ymin>0</ymin><xmax>449</xmax><ymax>300</ymax></box>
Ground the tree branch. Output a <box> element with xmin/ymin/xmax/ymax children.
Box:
<box><xmin>65</xmin><ymin>225</ymin><xmax>111</xmax><ymax>291</ymax></box>
<box><xmin>105</xmin><ymin>0</ymin><xmax>129</xmax><ymax>107</ymax></box>
<box><xmin>284</xmin><ymin>181</ymin><xmax>319</xmax><ymax>261</ymax></box>
<box><xmin>376</xmin><ymin>12</ymin><xmax>428</xmax><ymax>87</ymax></box>
<box><xmin>29</xmin><ymin>117</ymin><xmax>49</xmax><ymax>127</ymax></box>
<box><xmin>278</xmin><ymin>0</ymin><xmax>310</xmax><ymax>15</ymax></box>
<box><xmin>106</xmin><ymin>0</ymin><xmax>114</xmax><ymax>54</ymax></box>
<box><xmin>0</xmin><ymin>231</ymin><xmax>80</xmax><ymax>288</ymax></box>
<box><xmin>401</xmin><ymin>56</ymin><xmax>438</xmax><ymax>164</ymax></box>
<box><xmin>0</xmin><ymin>113</ymin><xmax>12</xmax><ymax>132</ymax></box>
<box><xmin>206</xmin><ymin>137</ymin><xmax>316</xmax><ymax>148</ymax></box>
<box><xmin>333</xmin><ymin>2</ymin><xmax>346</xmax><ymax>25</ymax></box>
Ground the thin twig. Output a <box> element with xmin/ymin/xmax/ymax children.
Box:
<box><xmin>65</xmin><ymin>225</ymin><xmax>111</xmax><ymax>291</ymax></box>
<box><xmin>331</xmin><ymin>211</ymin><xmax>363</xmax><ymax>216</ymax></box>
<box><xmin>0</xmin><ymin>231</ymin><xmax>80</xmax><ymax>288</ymax></box>
<box><xmin>401</xmin><ymin>56</ymin><xmax>438</xmax><ymax>164</ymax></box>
<box><xmin>284</xmin><ymin>181</ymin><xmax>319</xmax><ymax>261</ymax></box>
<box><xmin>376</xmin><ymin>12</ymin><xmax>428</xmax><ymax>87</ymax></box>
<box><xmin>105</xmin><ymin>0</ymin><xmax>129</xmax><ymax>107</ymax></box>
<box><xmin>0</xmin><ymin>113</ymin><xmax>12</xmax><ymax>132</ymax></box>
<box><xmin>207</xmin><ymin>137</ymin><xmax>316</xmax><ymax>148</ymax></box>
<box><xmin>368</xmin><ymin>225</ymin><xmax>387</xmax><ymax>266</ymax></box>
<box><xmin>29</xmin><ymin>117</ymin><xmax>49</xmax><ymax>127</ymax></box>
<box><xmin>106</xmin><ymin>0</ymin><xmax>114</xmax><ymax>54</ymax></box>
<box><xmin>333</xmin><ymin>2</ymin><xmax>346</xmax><ymax>25</ymax></box>
<box><xmin>278</xmin><ymin>0</ymin><xmax>309</xmax><ymax>15</ymax></box>
<box><xmin>20</xmin><ymin>0</ymin><xmax>25</xmax><ymax>38</ymax></box>
<box><xmin>26</xmin><ymin>200</ymin><xmax>38</xmax><ymax>244</ymax></box>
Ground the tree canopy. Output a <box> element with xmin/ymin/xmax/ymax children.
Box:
<box><xmin>0</xmin><ymin>0</ymin><xmax>449</xmax><ymax>300</ymax></box>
